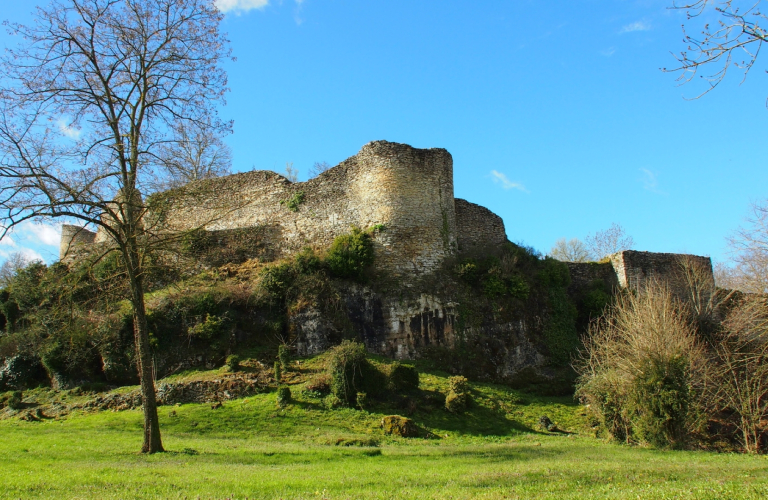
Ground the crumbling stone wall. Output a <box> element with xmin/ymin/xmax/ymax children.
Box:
<box><xmin>61</xmin><ymin>141</ymin><xmax>512</xmax><ymax>279</ymax></box>
<box><xmin>59</xmin><ymin>225</ymin><xmax>97</xmax><ymax>261</ymax></box>
<box><xmin>610</xmin><ymin>250</ymin><xmax>713</xmax><ymax>300</ymax></box>
<box><xmin>455</xmin><ymin>198</ymin><xmax>507</xmax><ymax>253</ymax></box>
<box><xmin>565</xmin><ymin>261</ymin><xmax>619</xmax><ymax>296</ymax></box>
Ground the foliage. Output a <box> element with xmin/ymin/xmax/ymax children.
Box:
<box><xmin>445</xmin><ymin>375</ymin><xmax>470</xmax><ymax>413</ymax></box>
<box><xmin>274</xmin><ymin>361</ymin><xmax>282</xmax><ymax>385</ymax></box>
<box><xmin>0</xmin><ymin>390</ymin><xmax>23</xmax><ymax>410</ymax></box>
<box><xmin>278</xmin><ymin>345</ymin><xmax>291</xmax><ymax>371</ymax></box>
<box><xmin>276</xmin><ymin>386</ymin><xmax>291</xmax><ymax>407</ymax></box>
<box><xmin>187</xmin><ymin>314</ymin><xmax>227</xmax><ymax>341</ymax></box>
<box><xmin>326</xmin><ymin>341</ymin><xmax>369</xmax><ymax>406</ymax></box>
<box><xmin>574</xmin><ymin>282</ymin><xmax>706</xmax><ymax>448</ymax></box>
<box><xmin>325</xmin><ymin>227</ymin><xmax>374</xmax><ymax>281</ymax></box>
<box><xmin>386</xmin><ymin>363</ymin><xmax>419</xmax><ymax>392</ymax></box>
<box><xmin>549</xmin><ymin>238</ymin><xmax>590</xmax><ymax>262</ymax></box>
<box><xmin>281</xmin><ymin>191</ymin><xmax>305</xmax><ymax>212</ymax></box>
<box><xmin>225</xmin><ymin>355</ymin><xmax>241</xmax><ymax>372</ymax></box>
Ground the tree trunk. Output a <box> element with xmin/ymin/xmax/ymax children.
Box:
<box><xmin>126</xmin><ymin>245</ymin><xmax>164</xmax><ymax>454</ymax></box>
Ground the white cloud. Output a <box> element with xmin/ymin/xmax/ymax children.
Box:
<box><xmin>620</xmin><ymin>20</ymin><xmax>651</xmax><ymax>33</ymax></box>
<box><xmin>0</xmin><ymin>221</ymin><xmax>61</xmax><ymax>264</ymax></box>
<box><xmin>57</xmin><ymin>118</ymin><xmax>81</xmax><ymax>140</ymax></box>
<box><xmin>600</xmin><ymin>47</ymin><xmax>616</xmax><ymax>57</ymax></box>
<box><xmin>215</xmin><ymin>0</ymin><xmax>270</xmax><ymax>13</ymax></box>
<box><xmin>294</xmin><ymin>0</ymin><xmax>306</xmax><ymax>25</ymax></box>
<box><xmin>640</xmin><ymin>168</ymin><xmax>666</xmax><ymax>195</ymax></box>
<box><xmin>24</xmin><ymin>222</ymin><xmax>62</xmax><ymax>246</ymax></box>
<box><xmin>490</xmin><ymin>170</ymin><xmax>526</xmax><ymax>191</ymax></box>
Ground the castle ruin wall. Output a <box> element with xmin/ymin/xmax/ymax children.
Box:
<box><xmin>454</xmin><ymin>198</ymin><xmax>508</xmax><ymax>253</ymax></box>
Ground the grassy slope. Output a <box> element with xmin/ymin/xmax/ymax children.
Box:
<box><xmin>1</xmin><ymin>362</ymin><xmax>768</xmax><ymax>499</ymax></box>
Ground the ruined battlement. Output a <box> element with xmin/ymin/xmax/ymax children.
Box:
<box><xmin>62</xmin><ymin>141</ymin><xmax>506</xmax><ymax>279</ymax></box>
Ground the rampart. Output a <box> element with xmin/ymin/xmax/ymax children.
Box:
<box><xmin>64</xmin><ymin>141</ymin><xmax>508</xmax><ymax>279</ymax></box>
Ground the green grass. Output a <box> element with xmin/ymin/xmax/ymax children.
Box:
<box><xmin>2</xmin><ymin>367</ymin><xmax>768</xmax><ymax>499</ymax></box>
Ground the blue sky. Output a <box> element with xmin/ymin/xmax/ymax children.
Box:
<box><xmin>2</xmin><ymin>0</ymin><xmax>767</xmax><ymax>265</ymax></box>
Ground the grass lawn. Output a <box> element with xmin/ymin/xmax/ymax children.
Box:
<box><xmin>2</xmin><ymin>368</ymin><xmax>767</xmax><ymax>499</ymax></box>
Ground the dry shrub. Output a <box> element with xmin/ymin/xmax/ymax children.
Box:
<box><xmin>575</xmin><ymin>280</ymin><xmax>706</xmax><ymax>448</ymax></box>
<box><xmin>713</xmin><ymin>296</ymin><xmax>768</xmax><ymax>453</ymax></box>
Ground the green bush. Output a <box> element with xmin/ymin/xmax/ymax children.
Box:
<box><xmin>632</xmin><ymin>356</ymin><xmax>693</xmax><ymax>449</ymax></box>
<box><xmin>387</xmin><ymin>362</ymin><xmax>419</xmax><ymax>392</ymax></box>
<box><xmin>456</xmin><ymin>260</ymin><xmax>479</xmax><ymax>284</ymax></box>
<box><xmin>225</xmin><ymin>355</ymin><xmax>241</xmax><ymax>372</ymax></box>
<box><xmin>274</xmin><ymin>361</ymin><xmax>282</xmax><ymax>384</ymax></box>
<box><xmin>325</xmin><ymin>227</ymin><xmax>374</xmax><ymax>280</ymax></box>
<box><xmin>187</xmin><ymin>314</ymin><xmax>226</xmax><ymax>340</ymax></box>
<box><xmin>445</xmin><ymin>391</ymin><xmax>467</xmax><ymax>413</ymax></box>
<box><xmin>356</xmin><ymin>392</ymin><xmax>368</xmax><ymax>410</ymax></box>
<box><xmin>483</xmin><ymin>275</ymin><xmax>507</xmax><ymax>299</ymax></box>
<box><xmin>445</xmin><ymin>375</ymin><xmax>470</xmax><ymax>413</ymax></box>
<box><xmin>506</xmin><ymin>274</ymin><xmax>530</xmax><ymax>300</ymax></box>
<box><xmin>8</xmin><ymin>390</ymin><xmax>23</xmax><ymax>410</ymax></box>
<box><xmin>448</xmin><ymin>375</ymin><xmax>469</xmax><ymax>395</ymax></box>
<box><xmin>278</xmin><ymin>344</ymin><xmax>290</xmax><ymax>371</ymax></box>
<box><xmin>325</xmin><ymin>340</ymin><xmax>386</xmax><ymax>406</ymax></box>
<box><xmin>294</xmin><ymin>247</ymin><xmax>321</xmax><ymax>274</ymax></box>
<box><xmin>281</xmin><ymin>191</ymin><xmax>305</xmax><ymax>212</ymax></box>
<box><xmin>259</xmin><ymin>263</ymin><xmax>294</xmax><ymax>300</ymax></box>
<box><xmin>276</xmin><ymin>386</ymin><xmax>291</xmax><ymax>406</ymax></box>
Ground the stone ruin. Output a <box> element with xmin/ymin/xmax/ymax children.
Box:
<box><xmin>57</xmin><ymin>141</ymin><xmax>715</xmax><ymax>375</ymax></box>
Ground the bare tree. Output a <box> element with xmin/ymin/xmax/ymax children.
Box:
<box><xmin>549</xmin><ymin>237</ymin><xmax>591</xmax><ymax>262</ymax></box>
<box><xmin>0</xmin><ymin>0</ymin><xmax>231</xmax><ymax>453</ymax></box>
<box><xmin>723</xmin><ymin>201</ymin><xmax>768</xmax><ymax>294</ymax></box>
<box><xmin>585</xmin><ymin>223</ymin><xmax>634</xmax><ymax>260</ymax></box>
<box><xmin>714</xmin><ymin>295</ymin><xmax>768</xmax><ymax>453</ymax></box>
<box><xmin>308</xmin><ymin>161</ymin><xmax>331</xmax><ymax>178</ymax></box>
<box><xmin>283</xmin><ymin>162</ymin><xmax>298</xmax><ymax>182</ymax></box>
<box><xmin>668</xmin><ymin>1</ymin><xmax>768</xmax><ymax>99</ymax></box>
<box><xmin>0</xmin><ymin>252</ymin><xmax>36</xmax><ymax>288</ymax></box>
<box><xmin>152</xmin><ymin>120</ymin><xmax>232</xmax><ymax>191</ymax></box>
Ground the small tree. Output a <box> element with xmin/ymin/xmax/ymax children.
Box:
<box><xmin>151</xmin><ymin>120</ymin><xmax>232</xmax><ymax>191</ymax></box>
<box><xmin>549</xmin><ymin>238</ymin><xmax>590</xmax><ymax>263</ymax></box>
<box><xmin>585</xmin><ymin>223</ymin><xmax>634</xmax><ymax>260</ymax></box>
<box><xmin>308</xmin><ymin>161</ymin><xmax>332</xmax><ymax>178</ymax></box>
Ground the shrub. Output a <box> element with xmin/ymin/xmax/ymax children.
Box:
<box><xmin>188</xmin><ymin>314</ymin><xmax>226</xmax><ymax>340</ymax></box>
<box><xmin>259</xmin><ymin>263</ymin><xmax>294</xmax><ymax>301</ymax></box>
<box><xmin>455</xmin><ymin>259</ymin><xmax>479</xmax><ymax>284</ymax></box>
<box><xmin>574</xmin><ymin>281</ymin><xmax>705</xmax><ymax>448</ymax></box>
<box><xmin>325</xmin><ymin>340</ymin><xmax>387</xmax><ymax>406</ymax></box>
<box><xmin>225</xmin><ymin>355</ymin><xmax>241</xmax><ymax>372</ymax></box>
<box><xmin>387</xmin><ymin>362</ymin><xmax>419</xmax><ymax>392</ymax></box>
<box><xmin>274</xmin><ymin>361</ymin><xmax>282</xmax><ymax>384</ymax></box>
<box><xmin>448</xmin><ymin>375</ymin><xmax>469</xmax><ymax>395</ymax></box>
<box><xmin>483</xmin><ymin>275</ymin><xmax>507</xmax><ymax>299</ymax></box>
<box><xmin>356</xmin><ymin>392</ymin><xmax>368</xmax><ymax>410</ymax></box>
<box><xmin>281</xmin><ymin>190</ymin><xmax>305</xmax><ymax>212</ymax></box>
<box><xmin>276</xmin><ymin>386</ymin><xmax>291</xmax><ymax>406</ymax></box>
<box><xmin>445</xmin><ymin>376</ymin><xmax>470</xmax><ymax>413</ymax></box>
<box><xmin>325</xmin><ymin>227</ymin><xmax>374</xmax><ymax>280</ymax></box>
<box><xmin>278</xmin><ymin>344</ymin><xmax>290</xmax><ymax>371</ymax></box>
<box><xmin>381</xmin><ymin>415</ymin><xmax>418</xmax><ymax>437</ymax></box>
<box><xmin>327</xmin><ymin>340</ymin><xmax>368</xmax><ymax>406</ymax></box>
<box><xmin>506</xmin><ymin>274</ymin><xmax>530</xmax><ymax>300</ymax></box>
<box><xmin>8</xmin><ymin>390</ymin><xmax>23</xmax><ymax>410</ymax></box>
<box><xmin>306</xmin><ymin>373</ymin><xmax>331</xmax><ymax>394</ymax></box>
<box><xmin>294</xmin><ymin>247</ymin><xmax>321</xmax><ymax>274</ymax></box>
<box><xmin>445</xmin><ymin>391</ymin><xmax>468</xmax><ymax>413</ymax></box>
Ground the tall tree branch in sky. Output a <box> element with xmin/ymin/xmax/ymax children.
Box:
<box><xmin>668</xmin><ymin>1</ymin><xmax>768</xmax><ymax>99</ymax></box>
<box><xmin>0</xmin><ymin>0</ymin><xmax>232</xmax><ymax>453</ymax></box>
